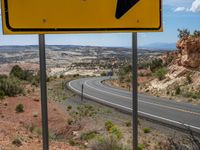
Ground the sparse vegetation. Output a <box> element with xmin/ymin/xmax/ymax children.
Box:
<box><xmin>177</xmin><ymin>28</ymin><xmax>190</xmax><ymax>39</ymax></box>
<box><xmin>69</xmin><ymin>139</ymin><xmax>76</xmax><ymax>146</ymax></box>
<box><xmin>15</xmin><ymin>104</ymin><xmax>24</xmax><ymax>113</ymax></box>
<box><xmin>125</xmin><ymin>121</ymin><xmax>131</xmax><ymax>127</ymax></box>
<box><xmin>143</xmin><ymin>128</ymin><xmax>151</xmax><ymax>133</ymax></box>
<box><xmin>150</xmin><ymin>58</ymin><xmax>163</xmax><ymax>72</ymax></box>
<box><xmin>80</xmin><ymin>131</ymin><xmax>98</xmax><ymax>141</ymax></box>
<box><xmin>0</xmin><ymin>90</ymin><xmax>5</xmax><ymax>99</ymax></box>
<box><xmin>105</xmin><ymin>121</ymin><xmax>114</xmax><ymax>131</ymax></box>
<box><xmin>10</xmin><ymin>65</ymin><xmax>39</xmax><ymax>86</ymax></box>
<box><xmin>0</xmin><ymin>77</ymin><xmax>23</xmax><ymax>97</ymax></box>
<box><xmin>12</xmin><ymin>138</ymin><xmax>22</xmax><ymax>147</ymax></box>
<box><xmin>101</xmin><ymin>72</ymin><xmax>107</xmax><ymax>76</ymax></box>
<box><xmin>67</xmin><ymin>105</ymin><xmax>72</xmax><ymax>111</ymax></box>
<box><xmin>90</xmin><ymin>136</ymin><xmax>130</xmax><ymax>150</ymax></box>
<box><xmin>153</xmin><ymin>67</ymin><xmax>167</xmax><ymax>80</ymax></box>
<box><xmin>138</xmin><ymin>144</ymin><xmax>144</xmax><ymax>150</ymax></box>
<box><xmin>186</xmin><ymin>74</ymin><xmax>192</xmax><ymax>84</ymax></box>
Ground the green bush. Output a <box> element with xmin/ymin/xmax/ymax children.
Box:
<box><xmin>0</xmin><ymin>77</ymin><xmax>23</xmax><ymax>96</ymax></box>
<box><xmin>67</xmin><ymin>105</ymin><xmax>72</xmax><ymax>111</ymax></box>
<box><xmin>10</xmin><ymin>65</ymin><xmax>39</xmax><ymax>85</ymax></box>
<box><xmin>15</xmin><ymin>104</ymin><xmax>24</xmax><ymax>113</ymax></box>
<box><xmin>12</xmin><ymin>138</ymin><xmax>22</xmax><ymax>147</ymax></box>
<box><xmin>10</xmin><ymin>65</ymin><xmax>23</xmax><ymax>79</ymax></box>
<box><xmin>193</xmin><ymin>30</ymin><xmax>200</xmax><ymax>37</ymax></box>
<box><xmin>143</xmin><ymin>128</ymin><xmax>151</xmax><ymax>133</ymax></box>
<box><xmin>109</xmin><ymin>126</ymin><xmax>122</xmax><ymax>139</ymax></box>
<box><xmin>125</xmin><ymin>121</ymin><xmax>131</xmax><ymax>127</ymax></box>
<box><xmin>177</xmin><ymin>28</ymin><xmax>190</xmax><ymax>39</ymax></box>
<box><xmin>105</xmin><ymin>121</ymin><xmax>114</xmax><ymax>131</ymax></box>
<box><xmin>101</xmin><ymin>72</ymin><xmax>107</xmax><ymax>76</ymax></box>
<box><xmin>138</xmin><ymin>144</ymin><xmax>144</xmax><ymax>150</ymax></box>
<box><xmin>80</xmin><ymin>131</ymin><xmax>98</xmax><ymax>141</ymax></box>
<box><xmin>153</xmin><ymin>67</ymin><xmax>167</xmax><ymax>80</ymax></box>
<box><xmin>150</xmin><ymin>59</ymin><xmax>163</xmax><ymax>72</ymax></box>
<box><xmin>69</xmin><ymin>139</ymin><xmax>76</xmax><ymax>146</ymax></box>
<box><xmin>175</xmin><ymin>87</ymin><xmax>181</xmax><ymax>95</ymax></box>
<box><xmin>0</xmin><ymin>90</ymin><xmax>5</xmax><ymax>99</ymax></box>
<box><xmin>91</xmin><ymin>136</ymin><xmax>130</xmax><ymax>150</ymax></box>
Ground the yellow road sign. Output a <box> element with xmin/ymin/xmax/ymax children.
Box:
<box><xmin>1</xmin><ymin>0</ymin><xmax>162</xmax><ymax>34</ymax></box>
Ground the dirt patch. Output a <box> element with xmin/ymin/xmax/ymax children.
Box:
<box><xmin>0</xmin><ymin>87</ymin><xmax>78</xmax><ymax>150</ymax></box>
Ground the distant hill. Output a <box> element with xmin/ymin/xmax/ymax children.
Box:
<box><xmin>139</xmin><ymin>42</ymin><xmax>176</xmax><ymax>51</ymax></box>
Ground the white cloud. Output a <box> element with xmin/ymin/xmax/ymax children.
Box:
<box><xmin>190</xmin><ymin>0</ymin><xmax>200</xmax><ymax>12</ymax></box>
<box><xmin>174</xmin><ymin>0</ymin><xmax>200</xmax><ymax>12</ymax></box>
<box><xmin>174</xmin><ymin>7</ymin><xmax>186</xmax><ymax>12</ymax></box>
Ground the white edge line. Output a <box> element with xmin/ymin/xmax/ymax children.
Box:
<box><xmin>68</xmin><ymin>81</ymin><xmax>200</xmax><ymax>131</ymax></box>
<box><xmin>85</xmin><ymin>79</ymin><xmax>200</xmax><ymax>116</ymax></box>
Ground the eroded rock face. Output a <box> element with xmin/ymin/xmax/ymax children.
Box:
<box><xmin>176</xmin><ymin>36</ymin><xmax>200</xmax><ymax>68</ymax></box>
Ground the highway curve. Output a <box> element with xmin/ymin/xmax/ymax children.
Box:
<box><xmin>67</xmin><ymin>77</ymin><xmax>200</xmax><ymax>133</ymax></box>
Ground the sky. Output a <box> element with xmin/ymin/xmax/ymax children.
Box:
<box><xmin>0</xmin><ymin>0</ymin><xmax>200</xmax><ymax>47</ymax></box>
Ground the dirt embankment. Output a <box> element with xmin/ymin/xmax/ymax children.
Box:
<box><xmin>0</xmin><ymin>85</ymin><xmax>78</xmax><ymax>150</ymax></box>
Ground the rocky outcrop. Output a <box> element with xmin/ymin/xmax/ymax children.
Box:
<box><xmin>176</xmin><ymin>36</ymin><xmax>200</xmax><ymax>68</ymax></box>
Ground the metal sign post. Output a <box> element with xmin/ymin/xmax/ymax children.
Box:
<box><xmin>132</xmin><ymin>32</ymin><xmax>138</xmax><ymax>150</ymax></box>
<box><xmin>39</xmin><ymin>34</ymin><xmax>49</xmax><ymax>150</ymax></box>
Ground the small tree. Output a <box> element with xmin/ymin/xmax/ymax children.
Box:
<box><xmin>150</xmin><ymin>59</ymin><xmax>163</xmax><ymax>72</ymax></box>
<box><xmin>193</xmin><ymin>30</ymin><xmax>200</xmax><ymax>37</ymax></box>
<box><xmin>10</xmin><ymin>65</ymin><xmax>23</xmax><ymax>79</ymax></box>
<box><xmin>177</xmin><ymin>29</ymin><xmax>190</xmax><ymax>39</ymax></box>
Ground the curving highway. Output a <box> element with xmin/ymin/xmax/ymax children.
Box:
<box><xmin>67</xmin><ymin>77</ymin><xmax>200</xmax><ymax>133</ymax></box>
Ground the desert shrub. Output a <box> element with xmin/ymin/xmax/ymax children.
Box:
<box><xmin>0</xmin><ymin>74</ymin><xmax>8</xmax><ymax>79</ymax></box>
<box><xmin>10</xmin><ymin>65</ymin><xmax>39</xmax><ymax>85</ymax></box>
<box><xmin>138</xmin><ymin>144</ymin><xmax>144</xmax><ymax>150</ymax></box>
<box><xmin>109</xmin><ymin>126</ymin><xmax>122</xmax><ymax>139</ymax></box>
<box><xmin>193</xmin><ymin>30</ymin><xmax>200</xmax><ymax>37</ymax></box>
<box><xmin>153</xmin><ymin>67</ymin><xmax>167</xmax><ymax>80</ymax></box>
<box><xmin>69</xmin><ymin>139</ymin><xmax>76</xmax><ymax>146</ymax></box>
<box><xmin>80</xmin><ymin>131</ymin><xmax>98</xmax><ymax>141</ymax></box>
<box><xmin>118</xmin><ymin>64</ymin><xmax>132</xmax><ymax>83</ymax></box>
<box><xmin>15</xmin><ymin>104</ymin><xmax>24</xmax><ymax>113</ymax></box>
<box><xmin>70</xmin><ymin>104</ymin><xmax>96</xmax><ymax>124</ymax></box>
<box><xmin>125</xmin><ymin>121</ymin><xmax>131</xmax><ymax>127</ymax></box>
<box><xmin>181</xmin><ymin>91</ymin><xmax>200</xmax><ymax>99</ymax></box>
<box><xmin>67</xmin><ymin>105</ymin><xmax>72</xmax><ymax>111</ymax></box>
<box><xmin>178</xmin><ymin>28</ymin><xmax>190</xmax><ymax>39</ymax></box>
<box><xmin>73</xmin><ymin>74</ymin><xmax>79</xmax><ymax>78</ymax></box>
<box><xmin>101</xmin><ymin>72</ymin><xmax>107</xmax><ymax>76</ymax></box>
<box><xmin>12</xmin><ymin>138</ymin><xmax>22</xmax><ymax>147</ymax></box>
<box><xmin>90</xmin><ymin>136</ymin><xmax>130</xmax><ymax>150</ymax></box>
<box><xmin>105</xmin><ymin>121</ymin><xmax>114</xmax><ymax>131</ymax></box>
<box><xmin>67</xmin><ymin>118</ymin><xmax>74</xmax><ymax>125</ymax></box>
<box><xmin>138</xmin><ymin>62</ymin><xmax>150</xmax><ymax>69</ymax></box>
<box><xmin>150</xmin><ymin>58</ymin><xmax>163</xmax><ymax>72</ymax></box>
<box><xmin>60</xmin><ymin>74</ymin><xmax>64</xmax><ymax>78</ymax></box>
<box><xmin>143</xmin><ymin>128</ymin><xmax>151</xmax><ymax>133</ymax></box>
<box><xmin>0</xmin><ymin>77</ymin><xmax>23</xmax><ymax>96</ymax></box>
<box><xmin>175</xmin><ymin>87</ymin><xmax>181</xmax><ymax>95</ymax></box>
<box><xmin>186</xmin><ymin>75</ymin><xmax>192</xmax><ymax>84</ymax></box>
<box><xmin>0</xmin><ymin>90</ymin><xmax>5</xmax><ymax>99</ymax></box>
<box><xmin>29</xmin><ymin>123</ymin><xmax>37</xmax><ymax>133</ymax></box>
<box><xmin>10</xmin><ymin>65</ymin><xmax>23</xmax><ymax>79</ymax></box>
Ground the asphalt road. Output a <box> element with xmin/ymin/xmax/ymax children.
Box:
<box><xmin>68</xmin><ymin>77</ymin><xmax>200</xmax><ymax>133</ymax></box>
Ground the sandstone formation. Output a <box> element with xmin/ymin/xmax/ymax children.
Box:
<box><xmin>176</xmin><ymin>36</ymin><xmax>200</xmax><ymax>68</ymax></box>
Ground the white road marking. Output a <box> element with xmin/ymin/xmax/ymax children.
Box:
<box><xmin>68</xmin><ymin>80</ymin><xmax>200</xmax><ymax>131</ymax></box>
<box><xmin>85</xmin><ymin>80</ymin><xmax>200</xmax><ymax>116</ymax></box>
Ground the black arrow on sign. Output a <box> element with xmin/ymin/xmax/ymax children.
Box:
<box><xmin>116</xmin><ymin>0</ymin><xmax>139</xmax><ymax>19</ymax></box>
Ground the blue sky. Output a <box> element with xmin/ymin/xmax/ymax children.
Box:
<box><xmin>0</xmin><ymin>0</ymin><xmax>200</xmax><ymax>47</ymax></box>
